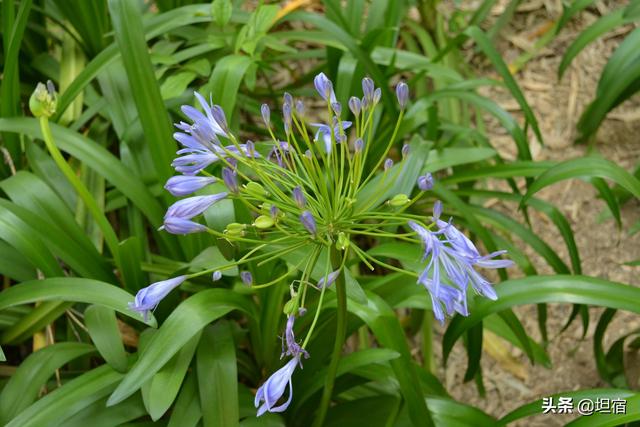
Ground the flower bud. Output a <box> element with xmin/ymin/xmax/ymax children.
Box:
<box><xmin>417</xmin><ymin>173</ymin><xmax>434</xmax><ymax>191</ymax></box>
<box><xmin>354</xmin><ymin>138</ymin><xmax>364</xmax><ymax>153</ymax></box>
<box><xmin>212</xmin><ymin>271</ymin><xmax>222</xmax><ymax>281</ymax></box>
<box><xmin>362</xmin><ymin>77</ymin><xmax>374</xmax><ymax>104</ymax></box>
<box><xmin>283</xmin><ymin>92</ymin><xmax>293</xmax><ymax>107</ymax></box>
<box><xmin>295</xmin><ymin>99</ymin><xmax>305</xmax><ymax>115</ymax></box>
<box><xmin>240</xmin><ymin>271</ymin><xmax>253</xmax><ymax>285</ymax></box>
<box><xmin>396</xmin><ymin>81</ymin><xmax>409</xmax><ymax>108</ymax></box>
<box><xmin>401</xmin><ymin>144</ymin><xmax>410</xmax><ymax>159</ymax></box>
<box><xmin>225</xmin><ymin>222</ymin><xmax>246</xmax><ymax>236</ymax></box>
<box><xmin>261</xmin><ymin>104</ymin><xmax>271</xmax><ymax>127</ymax></box>
<box><xmin>29</xmin><ymin>81</ymin><xmax>57</xmax><ymax>118</ymax></box>
<box><xmin>348</xmin><ymin>96</ymin><xmax>361</xmax><ymax>116</ymax></box>
<box><xmin>222</xmin><ymin>167</ymin><xmax>239</xmax><ymax>193</ymax></box>
<box><xmin>373</xmin><ymin>88</ymin><xmax>382</xmax><ymax>104</ymax></box>
<box><xmin>211</xmin><ymin>105</ymin><xmax>228</xmax><ymax>133</ymax></box>
<box><xmin>331</xmin><ymin>102</ymin><xmax>342</xmax><ymax>115</ymax></box>
<box><xmin>292</xmin><ymin>186</ymin><xmax>306</xmax><ymax>208</ymax></box>
<box><xmin>300</xmin><ymin>211</ymin><xmax>317</xmax><ymax>235</ymax></box>
<box><xmin>384</xmin><ymin>158</ymin><xmax>393</xmax><ymax>171</ymax></box>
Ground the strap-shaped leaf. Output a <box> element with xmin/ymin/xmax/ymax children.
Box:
<box><xmin>107</xmin><ymin>289</ymin><xmax>255</xmax><ymax>405</ymax></box>
<box><xmin>85</xmin><ymin>305</ymin><xmax>128</xmax><ymax>372</ymax></box>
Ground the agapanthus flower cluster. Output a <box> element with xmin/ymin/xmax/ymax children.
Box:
<box><xmin>129</xmin><ymin>72</ymin><xmax>512</xmax><ymax>416</ymax></box>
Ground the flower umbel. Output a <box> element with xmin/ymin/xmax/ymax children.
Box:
<box><xmin>138</xmin><ymin>72</ymin><xmax>513</xmax><ymax>416</ymax></box>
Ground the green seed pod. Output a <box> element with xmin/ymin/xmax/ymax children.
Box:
<box><xmin>245</xmin><ymin>181</ymin><xmax>267</xmax><ymax>197</ymax></box>
<box><xmin>29</xmin><ymin>81</ymin><xmax>57</xmax><ymax>118</ymax></box>
<box><xmin>337</xmin><ymin>232</ymin><xmax>350</xmax><ymax>250</ymax></box>
<box><xmin>388</xmin><ymin>193</ymin><xmax>410</xmax><ymax>207</ymax></box>
<box><xmin>225</xmin><ymin>222</ymin><xmax>246</xmax><ymax>236</ymax></box>
<box><xmin>283</xmin><ymin>298</ymin><xmax>299</xmax><ymax>316</ymax></box>
<box><xmin>253</xmin><ymin>215</ymin><xmax>274</xmax><ymax>229</ymax></box>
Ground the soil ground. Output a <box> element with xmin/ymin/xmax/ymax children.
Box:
<box><xmin>434</xmin><ymin>1</ymin><xmax>640</xmax><ymax>425</ymax></box>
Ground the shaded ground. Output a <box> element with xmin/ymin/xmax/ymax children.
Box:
<box><xmin>433</xmin><ymin>1</ymin><xmax>640</xmax><ymax>425</ymax></box>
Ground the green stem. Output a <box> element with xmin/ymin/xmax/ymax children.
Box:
<box><xmin>422</xmin><ymin>312</ymin><xmax>435</xmax><ymax>373</ymax></box>
<box><xmin>312</xmin><ymin>247</ymin><xmax>347</xmax><ymax>427</ymax></box>
<box><xmin>39</xmin><ymin>116</ymin><xmax>122</xmax><ymax>270</ymax></box>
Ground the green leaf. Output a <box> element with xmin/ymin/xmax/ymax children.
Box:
<box><xmin>207</xmin><ymin>55</ymin><xmax>252</xmax><ymax>119</ymax></box>
<box><xmin>424</xmin><ymin>147</ymin><xmax>496</xmax><ymax>172</ymax></box>
<box><xmin>464</xmin><ymin>26</ymin><xmax>543</xmax><ymax>145</ymax></box>
<box><xmin>85</xmin><ymin>305</ymin><xmax>128</xmax><ymax>372</ymax></box>
<box><xmin>211</xmin><ymin>0</ymin><xmax>233</xmax><ymax>27</ymax></box>
<box><xmin>168</xmin><ymin>371</ymin><xmax>202</xmax><ymax>427</ymax></box>
<box><xmin>499</xmin><ymin>388</ymin><xmax>634</xmax><ymax>425</ymax></box>
<box><xmin>108</xmin><ymin>0</ymin><xmax>176</xmax><ymax>182</ymax></box>
<box><xmin>0</xmin><ymin>278</ymin><xmax>155</xmax><ymax>327</ymax></box>
<box><xmin>145</xmin><ymin>331</ymin><xmax>201</xmax><ymax>420</ymax></box>
<box><xmin>443</xmin><ymin>275</ymin><xmax>640</xmax><ymax>363</ymax></box>
<box><xmin>4</xmin><ymin>364</ymin><xmax>124</xmax><ymax>427</ymax></box>
<box><xmin>197</xmin><ymin>321</ymin><xmax>238</xmax><ymax>427</ymax></box>
<box><xmin>348</xmin><ymin>292</ymin><xmax>434</xmax><ymax>426</ymax></box>
<box><xmin>161</xmin><ymin>71</ymin><xmax>197</xmax><ymax>99</ymax></box>
<box><xmin>0</xmin><ymin>343</ymin><xmax>95</xmax><ymax>424</ymax></box>
<box><xmin>559</xmin><ymin>8</ymin><xmax>626</xmax><ymax>78</ymax></box>
<box><xmin>61</xmin><ymin>395</ymin><xmax>147</xmax><ymax>427</ymax></box>
<box><xmin>521</xmin><ymin>157</ymin><xmax>640</xmax><ymax>207</ymax></box>
<box><xmin>107</xmin><ymin>289</ymin><xmax>255</xmax><ymax>405</ymax></box>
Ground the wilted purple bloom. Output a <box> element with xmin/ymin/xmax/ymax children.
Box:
<box><xmin>164</xmin><ymin>175</ymin><xmax>216</xmax><ymax>196</ymax></box>
<box><xmin>318</xmin><ymin>270</ymin><xmax>340</xmax><ymax>289</ymax></box>
<box><xmin>222</xmin><ymin>167</ymin><xmax>239</xmax><ymax>193</ymax></box>
<box><xmin>165</xmin><ymin>193</ymin><xmax>228</xmax><ymax>220</ymax></box>
<box><xmin>311</xmin><ymin>120</ymin><xmax>352</xmax><ymax>154</ymax></box>
<box><xmin>354</xmin><ymin>138</ymin><xmax>364</xmax><ymax>153</ymax></box>
<box><xmin>212</xmin><ymin>271</ymin><xmax>222</xmax><ymax>281</ymax></box>
<box><xmin>313</xmin><ymin>72</ymin><xmax>337</xmax><ymax>104</ymax></box>
<box><xmin>417</xmin><ymin>173</ymin><xmax>434</xmax><ymax>191</ymax></box>
<box><xmin>396</xmin><ymin>81</ymin><xmax>409</xmax><ymax>108</ymax></box>
<box><xmin>292</xmin><ymin>186</ymin><xmax>306</xmax><ymax>208</ymax></box>
<box><xmin>384</xmin><ymin>158</ymin><xmax>393</xmax><ymax>171</ymax></box>
<box><xmin>295</xmin><ymin>99</ymin><xmax>304</xmax><ymax>115</ymax></box>
<box><xmin>241</xmin><ymin>271</ymin><xmax>253</xmax><ymax>285</ymax></box>
<box><xmin>348</xmin><ymin>96</ymin><xmax>361</xmax><ymax>116</ymax></box>
<box><xmin>362</xmin><ymin>77</ymin><xmax>375</xmax><ymax>104</ymax></box>
<box><xmin>255</xmin><ymin>357</ymin><xmax>300</xmax><ymax>416</ymax></box>
<box><xmin>129</xmin><ymin>275</ymin><xmax>187</xmax><ymax>321</ymax></box>
<box><xmin>281</xmin><ymin>315</ymin><xmax>309</xmax><ymax>359</ymax></box>
<box><xmin>300</xmin><ymin>211</ymin><xmax>317</xmax><ymax>235</ymax></box>
<box><xmin>160</xmin><ymin>217</ymin><xmax>207</xmax><ymax>234</ymax></box>
<box><xmin>261</xmin><ymin>104</ymin><xmax>271</xmax><ymax>127</ymax></box>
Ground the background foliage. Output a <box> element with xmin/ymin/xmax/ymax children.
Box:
<box><xmin>0</xmin><ymin>0</ymin><xmax>639</xmax><ymax>426</ymax></box>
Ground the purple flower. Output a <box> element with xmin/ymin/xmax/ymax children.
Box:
<box><xmin>417</xmin><ymin>173</ymin><xmax>434</xmax><ymax>191</ymax></box>
<box><xmin>313</xmin><ymin>72</ymin><xmax>337</xmax><ymax>104</ymax></box>
<box><xmin>241</xmin><ymin>271</ymin><xmax>253</xmax><ymax>285</ymax></box>
<box><xmin>222</xmin><ymin>167</ymin><xmax>239</xmax><ymax>193</ymax></box>
<box><xmin>281</xmin><ymin>315</ymin><xmax>309</xmax><ymax>359</ymax></box>
<box><xmin>318</xmin><ymin>270</ymin><xmax>340</xmax><ymax>289</ymax></box>
<box><xmin>396</xmin><ymin>81</ymin><xmax>409</xmax><ymax>108</ymax></box>
<box><xmin>261</xmin><ymin>104</ymin><xmax>271</xmax><ymax>127</ymax></box>
<box><xmin>255</xmin><ymin>357</ymin><xmax>300</xmax><ymax>416</ymax></box>
<box><xmin>292</xmin><ymin>186</ymin><xmax>306</xmax><ymax>208</ymax></box>
<box><xmin>311</xmin><ymin>120</ymin><xmax>352</xmax><ymax>154</ymax></box>
<box><xmin>331</xmin><ymin>102</ymin><xmax>342</xmax><ymax>115</ymax></box>
<box><xmin>348</xmin><ymin>96</ymin><xmax>361</xmax><ymax>116</ymax></box>
<box><xmin>384</xmin><ymin>158</ymin><xmax>393</xmax><ymax>171</ymax></box>
<box><xmin>165</xmin><ymin>193</ymin><xmax>228</xmax><ymax>220</ymax></box>
<box><xmin>160</xmin><ymin>217</ymin><xmax>207</xmax><ymax>234</ymax></box>
<box><xmin>300</xmin><ymin>211</ymin><xmax>317</xmax><ymax>235</ymax></box>
<box><xmin>171</xmin><ymin>151</ymin><xmax>220</xmax><ymax>175</ymax></box>
<box><xmin>129</xmin><ymin>275</ymin><xmax>187</xmax><ymax>321</ymax></box>
<box><xmin>407</xmin><ymin>202</ymin><xmax>513</xmax><ymax>323</ymax></box>
<box><xmin>164</xmin><ymin>175</ymin><xmax>216</xmax><ymax>196</ymax></box>
<box><xmin>283</xmin><ymin>103</ymin><xmax>292</xmax><ymax>134</ymax></box>
<box><xmin>283</xmin><ymin>92</ymin><xmax>293</xmax><ymax>107</ymax></box>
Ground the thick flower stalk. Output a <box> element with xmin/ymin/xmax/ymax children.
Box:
<box><xmin>129</xmin><ymin>73</ymin><xmax>513</xmax><ymax>419</ymax></box>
